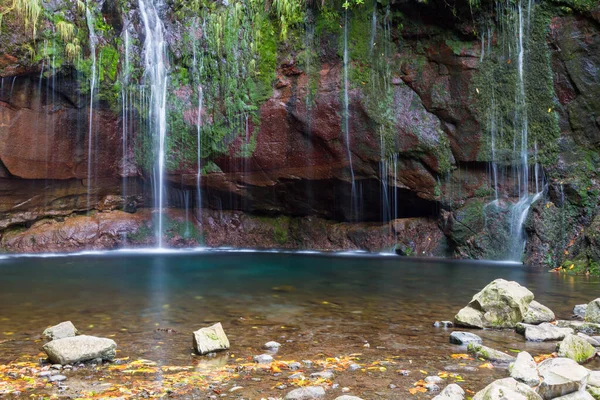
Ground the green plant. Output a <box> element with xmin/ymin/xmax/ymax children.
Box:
<box><xmin>0</xmin><ymin>0</ymin><xmax>42</xmax><ymax>36</ymax></box>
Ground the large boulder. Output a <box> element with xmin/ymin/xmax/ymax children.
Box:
<box><xmin>467</xmin><ymin>344</ymin><xmax>516</xmax><ymax>363</ymax></box>
<box><xmin>537</xmin><ymin>358</ymin><xmax>590</xmax><ymax>400</ymax></box>
<box><xmin>472</xmin><ymin>377</ymin><xmax>542</xmax><ymax>400</ymax></box>
<box><xmin>42</xmin><ymin>321</ymin><xmax>78</xmax><ymax>341</ymax></box>
<box><xmin>433</xmin><ymin>383</ymin><xmax>465</xmax><ymax>400</ymax></box>
<box><xmin>516</xmin><ymin>322</ymin><xmax>574</xmax><ymax>342</ymax></box>
<box><xmin>455</xmin><ymin>279</ymin><xmax>535</xmax><ymax>329</ymax></box>
<box><xmin>509</xmin><ymin>351</ymin><xmax>541</xmax><ymax>387</ymax></box>
<box><xmin>585</xmin><ymin>299</ymin><xmax>600</xmax><ymax>323</ymax></box>
<box><xmin>43</xmin><ymin>335</ymin><xmax>117</xmax><ymax>365</ymax></box>
<box><xmin>192</xmin><ymin>322</ymin><xmax>230</xmax><ymax>355</ymax></box>
<box><xmin>574</xmin><ymin>304</ymin><xmax>588</xmax><ymax>319</ymax></box>
<box><xmin>523</xmin><ymin>301</ymin><xmax>555</xmax><ymax>324</ymax></box>
<box><xmin>556</xmin><ymin>334</ymin><xmax>596</xmax><ymax>363</ymax></box>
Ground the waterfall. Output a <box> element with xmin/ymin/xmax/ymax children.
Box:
<box><xmin>506</xmin><ymin>0</ymin><xmax>544</xmax><ymax>261</ymax></box>
<box><xmin>196</xmin><ymin>85</ymin><xmax>203</xmax><ymax>222</ymax></box>
<box><xmin>85</xmin><ymin>2</ymin><xmax>97</xmax><ymax>213</ymax></box>
<box><xmin>122</xmin><ymin>28</ymin><xmax>130</xmax><ymax>214</ymax></box>
<box><xmin>139</xmin><ymin>0</ymin><xmax>169</xmax><ymax>247</ymax></box>
<box><xmin>342</xmin><ymin>10</ymin><xmax>357</xmax><ymax>221</ymax></box>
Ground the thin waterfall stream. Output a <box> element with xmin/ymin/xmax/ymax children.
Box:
<box><xmin>138</xmin><ymin>0</ymin><xmax>169</xmax><ymax>247</ymax></box>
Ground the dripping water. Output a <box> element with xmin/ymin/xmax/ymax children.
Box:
<box><xmin>85</xmin><ymin>1</ymin><xmax>97</xmax><ymax>213</ymax></box>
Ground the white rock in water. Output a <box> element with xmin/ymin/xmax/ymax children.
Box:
<box><xmin>192</xmin><ymin>322</ymin><xmax>230</xmax><ymax>355</ymax></box>
<box><xmin>557</xmin><ymin>334</ymin><xmax>596</xmax><ymax>363</ymax></box>
<box><xmin>284</xmin><ymin>386</ymin><xmax>326</xmax><ymax>400</ymax></box>
<box><xmin>473</xmin><ymin>377</ymin><xmax>542</xmax><ymax>400</ymax></box>
<box><xmin>43</xmin><ymin>335</ymin><xmax>116</xmax><ymax>365</ymax></box>
<box><xmin>573</xmin><ymin>304</ymin><xmax>587</xmax><ymax>318</ymax></box>
<box><xmin>43</xmin><ymin>321</ymin><xmax>79</xmax><ymax>341</ymax></box>
<box><xmin>523</xmin><ymin>300</ymin><xmax>555</xmax><ymax>324</ymax></box>
<box><xmin>552</xmin><ymin>391</ymin><xmax>595</xmax><ymax>400</ymax></box>
<box><xmin>509</xmin><ymin>351</ymin><xmax>540</xmax><ymax>387</ymax></box>
<box><xmin>263</xmin><ymin>341</ymin><xmax>282</xmax><ymax>350</ymax></box>
<box><xmin>433</xmin><ymin>383</ymin><xmax>465</xmax><ymax>400</ymax></box>
<box><xmin>455</xmin><ymin>279</ymin><xmax>534</xmax><ymax>329</ymax></box>
<box><xmin>254</xmin><ymin>354</ymin><xmax>274</xmax><ymax>364</ymax></box>
<box><xmin>517</xmin><ymin>322</ymin><xmax>574</xmax><ymax>342</ymax></box>
<box><xmin>585</xmin><ymin>298</ymin><xmax>600</xmax><ymax>323</ymax></box>
<box><xmin>537</xmin><ymin>357</ymin><xmax>589</xmax><ymax>399</ymax></box>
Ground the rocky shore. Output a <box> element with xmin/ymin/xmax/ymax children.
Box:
<box><xmin>1</xmin><ymin>279</ymin><xmax>599</xmax><ymax>399</ymax></box>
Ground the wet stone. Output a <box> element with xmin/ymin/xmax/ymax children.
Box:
<box><xmin>288</xmin><ymin>362</ymin><xmax>302</xmax><ymax>370</ymax></box>
<box><xmin>310</xmin><ymin>370</ymin><xmax>334</xmax><ymax>380</ymax></box>
<box><xmin>253</xmin><ymin>354</ymin><xmax>274</xmax><ymax>364</ymax></box>
<box><xmin>284</xmin><ymin>386</ymin><xmax>326</xmax><ymax>400</ymax></box>
<box><xmin>48</xmin><ymin>374</ymin><xmax>67</xmax><ymax>382</ymax></box>
<box><xmin>449</xmin><ymin>331</ymin><xmax>482</xmax><ymax>345</ymax></box>
<box><xmin>432</xmin><ymin>383</ymin><xmax>465</xmax><ymax>400</ymax></box>
<box><xmin>574</xmin><ymin>304</ymin><xmax>588</xmax><ymax>319</ymax></box>
<box><xmin>425</xmin><ymin>376</ymin><xmax>445</xmax><ymax>384</ymax></box>
<box><xmin>426</xmin><ymin>383</ymin><xmax>441</xmax><ymax>392</ymax></box>
<box><xmin>264</xmin><ymin>341</ymin><xmax>282</xmax><ymax>351</ymax></box>
<box><xmin>348</xmin><ymin>364</ymin><xmax>361</xmax><ymax>371</ymax></box>
<box><xmin>434</xmin><ymin>321</ymin><xmax>454</xmax><ymax>328</ymax></box>
<box><xmin>43</xmin><ymin>321</ymin><xmax>79</xmax><ymax>341</ymax></box>
<box><xmin>192</xmin><ymin>322</ymin><xmax>230</xmax><ymax>355</ymax></box>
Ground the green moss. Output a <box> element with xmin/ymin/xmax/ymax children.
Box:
<box><xmin>473</xmin><ymin>4</ymin><xmax>560</xmax><ymax>167</ymax></box>
<box><xmin>129</xmin><ymin>223</ymin><xmax>153</xmax><ymax>243</ymax></box>
<box><xmin>258</xmin><ymin>215</ymin><xmax>290</xmax><ymax>245</ymax></box>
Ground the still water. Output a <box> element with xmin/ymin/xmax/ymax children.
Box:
<box><xmin>0</xmin><ymin>251</ymin><xmax>598</xmax><ymax>397</ymax></box>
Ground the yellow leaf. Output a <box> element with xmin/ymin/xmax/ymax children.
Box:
<box><xmin>479</xmin><ymin>362</ymin><xmax>494</xmax><ymax>369</ymax></box>
<box><xmin>419</xmin><ymin>369</ymin><xmax>427</xmax><ymax>374</ymax></box>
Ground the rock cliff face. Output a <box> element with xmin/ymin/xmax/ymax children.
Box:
<box><xmin>0</xmin><ymin>0</ymin><xmax>598</xmax><ymax>264</ymax></box>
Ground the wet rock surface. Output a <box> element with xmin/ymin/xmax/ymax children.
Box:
<box><xmin>42</xmin><ymin>335</ymin><xmax>117</xmax><ymax>365</ymax></box>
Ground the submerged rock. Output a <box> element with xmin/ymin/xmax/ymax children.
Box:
<box><xmin>523</xmin><ymin>301</ymin><xmax>555</xmax><ymax>324</ymax></box>
<box><xmin>43</xmin><ymin>321</ymin><xmax>79</xmax><ymax>341</ymax></box>
<box><xmin>516</xmin><ymin>322</ymin><xmax>574</xmax><ymax>342</ymax></box>
<box><xmin>43</xmin><ymin>335</ymin><xmax>116</xmax><ymax>365</ymax></box>
<box><xmin>432</xmin><ymin>383</ymin><xmax>465</xmax><ymax>400</ymax></box>
<box><xmin>472</xmin><ymin>377</ymin><xmax>542</xmax><ymax>400</ymax></box>
<box><xmin>557</xmin><ymin>334</ymin><xmax>596</xmax><ymax>363</ymax></box>
<box><xmin>537</xmin><ymin>357</ymin><xmax>589</xmax><ymax>399</ymax></box>
<box><xmin>192</xmin><ymin>322</ymin><xmax>230</xmax><ymax>355</ymax></box>
<box><xmin>284</xmin><ymin>386</ymin><xmax>326</xmax><ymax>400</ymax></box>
<box><xmin>454</xmin><ymin>279</ymin><xmax>534</xmax><ymax>329</ymax></box>
<box><xmin>467</xmin><ymin>344</ymin><xmax>515</xmax><ymax>363</ymax></box>
<box><xmin>585</xmin><ymin>298</ymin><xmax>600</xmax><ymax>323</ymax></box>
<box><xmin>509</xmin><ymin>351</ymin><xmax>540</xmax><ymax>387</ymax></box>
<box><xmin>310</xmin><ymin>371</ymin><xmax>334</xmax><ymax>380</ymax></box>
<box><xmin>434</xmin><ymin>321</ymin><xmax>454</xmax><ymax>328</ymax></box>
<box><xmin>449</xmin><ymin>331</ymin><xmax>482</xmax><ymax>345</ymax></box>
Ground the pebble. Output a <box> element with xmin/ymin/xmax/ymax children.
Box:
<box><xmin>389</xmin><ymin>384</ymin><xmax>397</xmax><ymax>389</ymax></box>
<box><xmin>310</xmin><ymin>370</ymin><xmax>334</xmax><ymax>379</ymax></box>
<box><xmin>229</xmin><ymin>386</ymin><xmax>243</xmax><ymax>392</ymax></box>
<box><xmin>342</xmin><ymin>387</ymin><xmax>350</xmax><ymax>393</ymax></box>
<box><xmin>288</xmin><ymin>373</ymin><xmax>305</xmax><ymax>380</ymax></box>
<box><xmin>288</xmin><ymin>362</ymin><xmax>302</xmax><ymax>370</ymax></box>
<box><xmin>433</xmin><ymin>321</ymin><xmax>454</xmax><ymax>328</ymax></box>
<box><xmin>332</xmin><ymin>384</ymin><xmax>339</xmax><ymax>389</ymax></box>
<box><xmin>425</xmin><ymin>383</ymin><xmax>440</xmax><ymax>392</ymax></box>
<box><xmin>251</xmin><ymin>378</ymin><xmax>262</xmax><ymax>382</ymax></box>
<box><xmin>38</xmin><ymin>371</ymin><xmax>53</xmax><ymax>377</ymax></box>
<box><xmin>49</xmin><ymin>375</ymin><xmax>67</xmax><ymax>382</ymax></box>
<box><xmin>51</xmin><ymin>364</ymin><xmax>62</xmax><ymax>370</ymax></box>
<box><xmin>425</xmin><ymin>376</ymin><xmax>445</xmax><ymax>384</ymax></box>
<box><xmin>276</xmin><ymin>384</ymin><xmax>287</xmax><ymax>390</ymax></box>
<box><xmin>302</xmin><ymin>360</ymin><xmax>313</xmax><ymax>368</ymax></box>
<box><xmin>398</xmin><ymin>369</ymin><xmax>410</xmax><ymax>376</ymax></box>
<box><xmin>348</xmin><ymin>364</ymin><xmax>361</xmax><ymax>371</ymax></box>
<box><xmin>264</xmin><ymin>341</ymin><xmax>282</xmax><ymax>351</ymax></box>
<box><xmin>253</xmin><ymin>354</ymin><xmax>274</xmax><ymax>364</ymax></box>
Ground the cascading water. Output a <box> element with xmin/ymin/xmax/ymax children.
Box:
<box><xmin>122</xmin><ymin>27</ymin><xmax>130</xmax><ymax>213</ymax></box>
<box><xmin>138</xmin><ymin>0</ymin><xmax>169</xmax><ymax>247</ymax></box>
<box><xmin>482</xmin><ymin>0</ymin><xmax>545</xmax><ymax>261</ymax></box>
<box><xmin>342</xmin><ymin>10</ymin><xmax>357</xmax><ymax>221</ymax></box>
<box><xmin>85</xmin><ymin>1</ymin><xmax>97</xmax><ymax>212</ymax></box>
<box><xmin>507</xmin><ymin>0</ymin><xmax>544</xmax><ymax>261</ymax></box>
